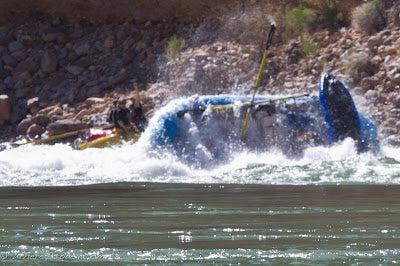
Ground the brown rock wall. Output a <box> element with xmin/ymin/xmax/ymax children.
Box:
<box><xmin>0</xmin><ymin>0</ymin><xmax>244</xmax><ymax>24</ymax></box>
<box><xmin>0</xmin><ymin>0</ymin><xmax>399</xmax><ymax>143</ymax></box>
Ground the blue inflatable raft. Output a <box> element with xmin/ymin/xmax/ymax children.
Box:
<box><xmin>148</xmin><ymin>74</ymin><xmax>378</xmax><ymax>154</ymax></box>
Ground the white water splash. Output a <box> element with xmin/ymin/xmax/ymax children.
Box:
<box><xmin>0</xmin><ymin>138</ymin><xmax>399</xmax><ymax>187</ymax></box>
<box><xmin>0</xmin><ymin>93</ymin><xmax>395</xmax><ymax>187</ymax></box>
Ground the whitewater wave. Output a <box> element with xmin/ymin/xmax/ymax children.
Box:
<box><xmin>0</xmin><ymin>138</ymin><xmax>399</xmax><ymax>187</ymax></box>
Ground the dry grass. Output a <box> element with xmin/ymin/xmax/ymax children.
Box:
<box><xmin>351</xmin><ymin>0</ymin><xmax>385</xmax><ymax>34</ymax></box>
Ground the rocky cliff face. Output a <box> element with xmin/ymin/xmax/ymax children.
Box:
<box><xmin>0</xmin><ymin>0</ymin><xmax>245</xmax><ymax>24</ymax></box>
<box><xmin>0</xmin><ymin>0</ymin><xmax>399</xmax><ymax>143</ymax></box>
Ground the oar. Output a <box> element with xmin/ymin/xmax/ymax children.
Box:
<box><xmin>240</xmin><ymin>23</ymin><xmax>276</xmax><ymax>139</ymax></box>
<box><xmin>177</xmin><ymin>93</ymin><xmax>309</xmax><ymax>118</ymax></box>
<box><xmin>0</xmin><ymin>127</ymin><xmax>93</xmax><ymax>151</ymax></box>
<box><xmin>27</xmin><ymin>130</ymin><xmax>85</xmax><ymax>144</ymax></box>
<box><xmin>177</xmin><ymin>108</ymin><xmax>205</xmax><ymax>118</ymax></box>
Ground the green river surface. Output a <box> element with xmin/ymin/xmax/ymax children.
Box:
<box><xmin>1</xmin><ymin>184</ymin><xmax>400</xmax><ymax>265</ymax></box>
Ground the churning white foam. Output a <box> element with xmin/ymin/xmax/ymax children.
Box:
<box><xmin>0</xmin><ymin>138</ymin><xmax>399</xmax><ymax>187</ymax></box>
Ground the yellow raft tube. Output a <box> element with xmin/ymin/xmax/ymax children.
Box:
<box><xmin>74</xmin><ymin>127</ymin><xmax>140</xmax><ymax>150</ymax></box>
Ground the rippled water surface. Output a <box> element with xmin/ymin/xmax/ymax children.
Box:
<box><xmin>1</xmin><ymin>184</ymin><xmax>400</xmax><ymax>264</ymax></box>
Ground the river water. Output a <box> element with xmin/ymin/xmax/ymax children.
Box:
<box><xmin>0</xmin><ymin>139</ymin><xmax>400</xmax><ymax>264</ymax></box>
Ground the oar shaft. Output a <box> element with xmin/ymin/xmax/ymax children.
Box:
<box><xmin>178</xmin><ymin>94</ymin><xmax>309</xmax><ymax>117</ymax></box>
<box><xmin>30</xmin><ymin>130</ymin><xmax>81</xmax><ymax>144</ymax></box>
<box><xmin>241</xmin><ymin>23</ymin><xmax>276</xmax><ymax>139</ymax></box>
<box><xmin>241</xmin><ymin>112</ymin><xmax>251</xmax><ymax>137</ymax></box>
<box><xmin>254</xmin><ymin>50</ymin><xmax>269</xmax><ymax>90</ymax></box>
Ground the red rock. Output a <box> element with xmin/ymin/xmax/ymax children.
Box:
<box><xmin>86</xmin><ymin>86</ymin><xmax>103</xmax><ymax>97</ymax></box>
<box><xmin>17</xmin><ymin>117</ymin><xmax>33</xmax><ymax>135</ymax></box>
<box><xmin>109</xmin><ymin>71</ymin><xmax>128</xmax><ymax>86</ymax></box>
<box><xmin>47</xmin><ymin>119</ymin><xmax>85</xmax><ymax>136</ymax></box>
<box><xmin>37</xmin><ymin>104</ymin><xmax>62</xmax><ymax>116</ymax></box>
<box><xmin>27</xmin><ymin>97</ymin><xmax>40</xmax><ymax>110</ymax></box>
<box><xmin>47</xmin><ymin>107</ymin><xmax>63</xmax><ymax>118</ymax></box>
<box><xmin>31</xmin><ymin>115</ymin><xmax>51</xmax><ymax>127</ymax></box>
<box><xmin>360</xmin><ymin>76</ymin><xmax>379</xmax><ymax>91</ymax></box>
<box><xmin>26</xmin><ymin>124</ymin><xmax>45</xmax><ymax>138</ymax></box>
<box><xmin>367</xmin><ymin>36</ymin><xmax>381</xmax><ymax>49</ymax></box>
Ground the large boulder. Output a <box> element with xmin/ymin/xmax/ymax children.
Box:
<box><xmin>37</xmin><ymin>104</ymin><xmax>62</xmax><ymax>116</ymax></box>
<box><xmin>27</xmin><ymin>97</ymin><xmax>40</xmax><ymax>114</ymax></box>
<box><xmin>109</xmin><ymin>69</ymin><xmax>129</xmax><ymax>86</ymax></box>
<box><xmin>31</xmin><ymin>115</ymin><xmax>51</xmax><ymax>127</ymax></box>
<box><xmin>0</xmin><ymin>94</ymin><xmax>10</xmax><ymax>125</ymax></box>
<box><xmin>47</xmin><ymin>119</ymin><xmax>85</xmax><ymax>136</ymax></box>
<box><xmin>17</xmin><ymin>117</ymin><xmax>33</xmax><ymax>135</ymax></box>
<box><xmin>27</xmin><ymin>124</ymin><xmax>45</xmax><ymax>138</ymax></box>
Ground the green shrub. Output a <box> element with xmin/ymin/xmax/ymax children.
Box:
<box><xmin>351</xmin><ymin>0</ymin><xmax>385</xmax><ymax>34</ymax></box>
<box><xmin>283</xmin><ymin>5</ymin><xmax>317</xmax><ymax>41</ymax></box>
<box><xmin>284</xmin><ymin>1</ymin><xmax>345</xmax><ymax>36</ymax></box>
<box><xmin>164</xmin><ymin>34</ymin><xmax>185</xmax><ymax>62</ymax></box>
<box><xmin>344</xmin><ymin>53</ymin><xmax>369</xmax><ymax>80</ymax></box>
<box><xmin>306</xmin><ymin>0</ymin><xmax>345</xmax><ymax>29</ymax></box>
<box><xmin>302</xmin><ymin>40</ymin><xmax>320</xmax><ymax>57</ymax></box>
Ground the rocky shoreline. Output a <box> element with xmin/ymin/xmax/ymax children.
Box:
<box><xmin>0</xmin><ymin>2</ymin><xmax>399</xmax><ymax>145</ymax></box>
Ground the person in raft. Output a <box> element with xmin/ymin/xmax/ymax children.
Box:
<box><xmin>110</xmin><ymin>97</ymin><xmax>131</xmax><ymax>134</ymax></box>
<box><xmin>129</xmin><ymin>81</ymin><xmax>147</xmax><ymax>132</ymax></box>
